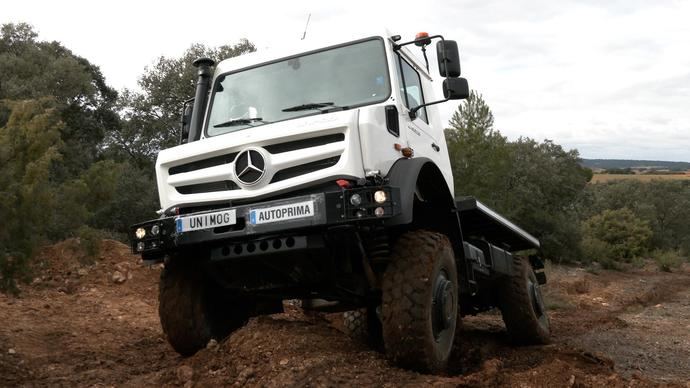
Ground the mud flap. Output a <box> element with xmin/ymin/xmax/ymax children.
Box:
<box><xmin>529</xmin><ymin>255</ymin><xmax>547</xmax><ymax>285</ymax></box>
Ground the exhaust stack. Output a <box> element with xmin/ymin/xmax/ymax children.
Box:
<box><xmin>187</xmin><ymin>57</ymin><xmax>215</xmax><ymax>143</ymax></box>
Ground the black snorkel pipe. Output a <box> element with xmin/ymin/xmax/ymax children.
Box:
<box><xmin>187</xmin><ymin>57</ymin><xmax>215</xmax><ymax>143</ymax></box>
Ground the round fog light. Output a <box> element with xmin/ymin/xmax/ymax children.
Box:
<box><xmin>374</xmin><ymin>207</ymin><xmax>385</xmax><ymax>217</ymax></box>
<box><xmin>151</xmin><ymin>224</ymin><xmax>160</xmax><ymax>236</ymax></box>
<box><xmin>136</xmin><ymin>242</ymin><xmax>145</xmax><ymax>252</ymax></box>
<box><xmin>374</xmin><ymin>190</ymin><xmax>387</xmax><ymax>203</ymax></box>
<box><xmin>135</xmin><ymin>227</ymin><xmax>146</xmax><ymax>239</ymax></box>
<box><xmin>355</xmin><ymin>209</ymin><xmax>366</xmax><ymax>218</ymax></box>
<box><xmin>350</xmin><ymin>193</ymin><xmax>362</xmax><ymax>206</ymax></box>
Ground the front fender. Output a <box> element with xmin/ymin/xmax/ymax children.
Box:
<box><xmin>385</xmin><ymin>157</ymin><xmax>455</xmax><ymax>226</ymax></box>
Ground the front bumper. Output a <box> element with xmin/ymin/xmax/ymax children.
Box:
<box><xmin>130</xmin><ymin>185</ymin><xmax>401</xmax><ymax>261</ymax></box>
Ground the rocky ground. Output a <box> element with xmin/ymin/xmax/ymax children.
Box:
<box><xmin>1</xmin><ymin>239</ymin><xmax>689</xmax><ymax>387</ymax></box>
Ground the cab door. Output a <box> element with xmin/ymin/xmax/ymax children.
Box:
<box><xmin>393</xmin><ymin>53</ymin><xmax>446</xmax><ymax>173</ymax></box>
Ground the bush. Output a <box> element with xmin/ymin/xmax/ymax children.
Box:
<box><xmin>581</xmin><ymin>208</ymin><xmax>652</xmax><ymax>267</ymax></box>
<box><xmin>76</xmin><ymin>226</ymin><xmax>103</xmax><ymax>265</ymax></box>
<box><xmin>0</xmin><ymin>252</ymin><xmax>30</xmax><ymax>295</ymax></box>
<box><xmin>581</xmin><ymin>236</ymin><xmax>615</xmax><ymax>267</ymax></box>
<box><xmin>652</xmin><ymin>250</ymin><xmax>684</xmax><ymax>272</ymax></box>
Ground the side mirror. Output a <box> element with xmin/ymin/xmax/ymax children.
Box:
<box><xmin>443</xmin><ymin>77</ymin><xmax>469</xmax><ymax>100</ymax></box>
<box><xmin>436</xmin><ymin>40</ymin><xmax>461</xmax><ymax>78</ymax></box>
<box><xmin>180</xmin><ymin>98</ymin><xmax>194</xmax><ymax>144</ymax></box>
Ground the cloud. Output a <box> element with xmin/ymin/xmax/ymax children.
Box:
<box><xmin>2</xmin><ymin>0</ymin><xmax>688</xmax><ymax>161</ymax></box>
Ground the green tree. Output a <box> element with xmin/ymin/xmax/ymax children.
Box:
<box><xmin>0</xmin><ymin>98</ymin><xmax>63</xmax><ymax>292</ymax></box>
<box><xmin>579</xmin><ymin>180</ymin><xmax>690</xmax><ymax>255</ymax></box>
<box><xmin>0</xmin><ymin>23</ymin><xmax>120</xmax><ymax>178</ymax></box>
<box><xmin>107</xmin><ymin>41</ymin><xmax>256</xmax><ymax>168</ymax></box>
<box><xmin>445</xmin><ymin>91</ymin><xmax>591</xmax><ymax>261</ymax></box>
<box><xmin>445</xmin><ymin>91</ymin><xmax>510</xmax><ymax>202</ymax></box>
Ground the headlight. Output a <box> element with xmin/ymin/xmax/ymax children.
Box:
<box><xmin>350</xmin><ymin>193</ymin><xmax>362</xmax><ymax>206</ymax></box>
<box><xmin>374</xmin><ymin>190</ymin><xmax>387</xmax><ymax>203</ymax></box>
<box><xmin>151</xmin><ymin>224</ymin><xmax>160</xmax><ymax>236</ymax></box>
<box><xmin>135</xmin><ymin>227</ymin><xmax>146</xmax><ymax>239</ymax></box>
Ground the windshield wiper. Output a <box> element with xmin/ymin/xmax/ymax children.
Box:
<box><xmin>281</xmin><ymin>102</ymin><xmax>337</xmax><ymax>112</ymax></box>
<box><xmin>213</xmin><ymin>117</ymin><xmax>266</xmax><ymax>128</ymax></box>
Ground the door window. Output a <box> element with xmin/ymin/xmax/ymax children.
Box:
<box><xmin>396</xmin><ymin>56</ymin><xmax>429</xmax><ymax>124</ymax></box>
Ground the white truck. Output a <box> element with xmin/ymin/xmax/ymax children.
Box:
<box><xmin>131</xmin><ymin>30</ymin><xmax>550</xmax><ymax>373</ymax></box>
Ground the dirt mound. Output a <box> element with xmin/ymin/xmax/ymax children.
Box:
<box><xmin>30</xmin><ymin>238</ymin><xmax>159</xmax><ymax>294</ymax></box>
<box><xmin>2</xmin><ymin>241</ymin><xmax>689</xmax><ymax>387</ymax></box>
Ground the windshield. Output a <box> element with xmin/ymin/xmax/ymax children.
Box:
<box><xmin>206</xmin><ymin>38</ymin><xmax>390</xmax><ymax>137</ymax></box>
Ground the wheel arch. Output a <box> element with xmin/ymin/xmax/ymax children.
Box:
<box><xmin>385</xmin><ymin>158</ymin><xmax>463</xmax><ymax>251</ymax></box>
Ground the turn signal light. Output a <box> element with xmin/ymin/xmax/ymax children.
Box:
<box><xmin>336</xmin><ymin>179</ymin><xmax>351</xmax><ymax>188</ymax></box>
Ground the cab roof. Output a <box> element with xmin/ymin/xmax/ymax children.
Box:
<box><xmin>213</xmin><ymin>29</ymin><xmax>432</xmax><ymax>79</ymax></box>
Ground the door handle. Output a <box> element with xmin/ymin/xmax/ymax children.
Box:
<box><xmin>431</xmin><ymin>143</ymin><xmax>440</xmax><ymax>152</ymax></box>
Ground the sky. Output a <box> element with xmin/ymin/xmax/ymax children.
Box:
<box><xmin>2</xmin><ymin>0</ymin><xmax>689</xmax><ymax>162</ymax></box>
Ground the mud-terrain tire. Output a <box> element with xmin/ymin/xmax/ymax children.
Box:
<box><xmin>159</xmin><ymin>259</ymin><xmax>250</xmax><ymax>356</ymax></box>
<box><xmin>498</xmin><ymin>256</ymin><xmax>550</xmax><ymax>345</ymax></box>
<box><xmin>343</xmin><ymin>306</ymin><xmax>383</xmax><ymax>348</ymax></box>
<box><xmin>381</xmin><ymin>230</ymin><xmax>459</xmax><ymax>373</ymax></box>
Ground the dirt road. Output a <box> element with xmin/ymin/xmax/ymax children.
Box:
<box><xmin>1</xmin><ymin>239</ymin><xmax>689</xmax><ymax>387</ymax></box>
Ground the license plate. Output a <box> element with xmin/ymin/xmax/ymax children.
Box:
<box><xmin>176</xmin><ymin>209</ymin><xmax>236</xmax><ymax>232</ymax></box>
<box><xmin>249</xmin><ymin>200</ymin><xmax>315</xmax><ymax>225</ymax></box>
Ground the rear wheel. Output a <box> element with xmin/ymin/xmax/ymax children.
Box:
<box><xmin>343</xmin><ymin>306</ymin><xmax>383</xmax><ymax>348</ymax></box>
<box><xmin>381</xmin><ymin>230</ymin><xmax>459</xmax><ymax>373</ymax></box>
<box><xmin>159</xmin><ymin>258</ymin><xmax>252</xmax><ymax>356</ymax></box>
<box><xmin>498</xmin><ymin>256</ymin><xmax>550</xmax><ymax>344</ymax></box>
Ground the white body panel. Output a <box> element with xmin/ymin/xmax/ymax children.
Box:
<box><xmin>155</xmin><ymin>31</ymin><xmax>455</xmax><ymax>212</ymax></box>
<box><xmin>157</xmin><ymin>110</ymin><xmax>363</xmax><ymax>211</ymax></box>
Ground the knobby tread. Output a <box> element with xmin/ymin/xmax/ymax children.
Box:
<box><xmin>159</xmin><ymin>259</ymin><xmax>249</xmax><ymax>356</ymax></box>
<box><xmin>498</xmin><ymin>256</ymin><xmax>551</xmax><ymax>345</ymax></box>
<box><xmin>343</xmin><ymin>307</ymin><xmax>383</xmax><ymax>348</ymax></box>
<box><xmin>381</xmin><ymin>230</ymin><xmax>458</xmax><ymax>373</ymax></box>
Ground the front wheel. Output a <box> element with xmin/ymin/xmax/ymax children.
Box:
<box><xmin>498</xmin><ymin>256</ymin><xmax>550</xmax><ymax>344</ymax></box>
<box><xmin>381</xmin><ymin>230</ymin><xmax>459</xmax><ymax>373</ymax></box>
<box><xmin>158</xmin><ymin>258</ymin><xmax>251</xmax><ymax>356</ymax></box>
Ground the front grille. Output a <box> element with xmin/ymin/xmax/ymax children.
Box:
<box><xmin>175</xmin><ymin>180</ymin><xmax>239</xmax><ymax>194</ymax></box>
<box><xmin>167</xmin><ymin>131</ymin><xmax>346</xmax><ymax>198</ymax></box>
<box><xmin>270</xmin><ymin>156</ymin><xmax>341</xmax><ymax>183</ymax></box>
<box><xmin>167</xmin><ymin>133</ymin><xmax>345</xmax><ymax>176</ymax></box>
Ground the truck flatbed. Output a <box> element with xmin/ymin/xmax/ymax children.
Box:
<box><xmin>455</xmin><ymin>197</ymin><xmax>540</xmax><ymax>252</ymax></box>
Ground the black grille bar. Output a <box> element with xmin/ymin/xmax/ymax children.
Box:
<box><xmin>175</xmin><ymin>180</ymin><xmax>239</xmax><ymax>194</ymax></box>
<box><xmin>270</xmin><ymin>156</ymin><xmax>340</xmax><ymax>183</ymax></box>
<box><xmin>264</xmin><ymin>133</ymin><xmax>345</xmax><ymax>154</ymax></box>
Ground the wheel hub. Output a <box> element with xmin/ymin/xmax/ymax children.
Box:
<box><xmin>432</xmin><ymin>272</ymin><xmax>455</xmax><ymax>338</ymax></box>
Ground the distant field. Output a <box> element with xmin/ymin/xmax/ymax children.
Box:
<box><xmin>591</xmin><ymin>173</ymin><xmax>690</xmax><ymax>183</ymax></box>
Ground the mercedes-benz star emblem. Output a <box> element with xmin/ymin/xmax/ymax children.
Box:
<box><xmin>234</xmin><ymin>150</ymin><xmax>265</xmax><ymax>185</ymax></box>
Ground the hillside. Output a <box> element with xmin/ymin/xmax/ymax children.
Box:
<box><xmin>582</xmin><ymin>159</ymin><xmax>690</xmax><ymax>171</ymax></box>
<box><xmin>2</xmin><ymin>239</ymin><xmax>690</xmax><ymax>386</ymax></box>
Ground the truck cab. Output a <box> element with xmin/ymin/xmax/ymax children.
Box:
<box><xmin>131</xmin><ymin>30</ymin><xmax>550</xmax><ymax>373</ymax></box>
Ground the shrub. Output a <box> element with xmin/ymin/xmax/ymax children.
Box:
<box><xmin>76</xmin><ymin>226</ymin><xmax>103</xmax><ymax>265</ymax></box>
<box><xmin>581</xmin><ymin>208</ymin><xmax>652</xmax><ymax>267</ymax></box>
<box><xmin>652</xmin><ymin>250</ymin><xmax>684</xmax><ymax>272</ymax></box>
<box><xmin>0</xmin><ymin>252</ymin><xmax>30</xmax><ymax>295</ymax></box>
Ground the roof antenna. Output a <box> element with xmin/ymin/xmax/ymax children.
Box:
<box><xmin>301</xmin><ymin>13</ymin><xmax>311</xmax><ymax>40</ymax></box>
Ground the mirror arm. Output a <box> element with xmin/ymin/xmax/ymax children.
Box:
<box><xmin>409</xmin><ymin>97</ymin><xmax>450</xmax><ymax>120</ymax></box>
<box><xmin>393</xmin><ymin>34</ymin><xmax>445</xmax><ymax>51</ymax></box>
<box><xmin>394</xmin><ymin>34</ymin><xmax>455</xmax><ymax>120</ymax></box>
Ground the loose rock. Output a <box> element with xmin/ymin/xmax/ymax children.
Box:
<box><xmin>112</xmin><ymin>271</ymin><xmax>127</xmax><ymax>284</ymax></box>
<box><xmin>176</xmin><ymin>365</ymin><xmax>194</xmax><ymax>382</ymax></box>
